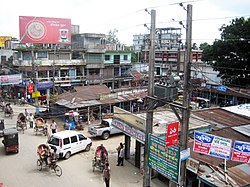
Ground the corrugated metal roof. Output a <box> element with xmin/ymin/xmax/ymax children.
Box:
<box><xmin>232</xmin><ymin>125</ymin><xmax>250</xmax><ymax>137</ymax></box>
<box><xmin>228</xmin><ymin>164</ymin><xmax>250</xmax><ymax>186</ymax></box>
<box><xmin>193</xmin><ymin>108</ymin><xmax>250</xmax><ymax>129</ymax></box>
<box><xmin>223</xmin><ymin>104</ymin><xmax>250</xmax><ymax>118</ymax></box>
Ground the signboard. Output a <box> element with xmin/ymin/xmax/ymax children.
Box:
<box><xmin>180</xmin><ymin>148</ymin><xmax>190</xmax><ymax>161</ymax></box>
<box><xmin>193</xmin><ymin>131</ymin><xmax>232</xmax><ymax>159</ymax></box>
<box><xmin>32</xmin><ymin>91</ymin><xmax>41</xmax><ymax>98</ymax></box>
<box><xmin>186</xmin><ymin>158</ymin><xmax>199</xmax><ymax>174</ymax></box>
<box><xmin>19</xmin><ymin>16</ymin><xmax>71</xmax><ymax>44</ymax></box>
<box><xmin>231</xmin><ymin>141</ymin><xmax>250</xmax><ymax>163</ymax></box>
<box><xmin>0</xmin><ymin>74</ymin><xmax>22</xmax><ymax>85</ymax></box>
<box><xmin>113</xmin><ymin>106</ymin><xmax>145</xmax><ymax>132</ymax></box>
<box><xmin>27</xmin><ymin>84</ymin><xmax>34</xmax><ymax>94</ymax></box>
<box><xmin>37</xmin><ymin>81</ymin><xmax>53</xmax><ymax>90</ymax></box>
<box><xmin>166</xmin><ymin>122</ymin><xmax>179</xmax><ymax>147</ymax></box>
<box><xmin>0</xmin><ymin>36</ymin><xmax>11</xmax><ymax>47</ymax></box>
<box><xmin>148</xmin><ymin>134</ymin><xmax>180</xmax><ymax>183</ymax></box>
<box><xmin>216</xmin><ymin>85</ymin><xmax>227</xmax><ymax>92</ymax></box>
<box><xmin>112</xmin><ymin>119</ymin><xmax>145</xmax><ymax>143</ymax></box>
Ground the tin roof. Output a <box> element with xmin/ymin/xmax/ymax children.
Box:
<box><xmin>192</xmin><ymin>108</ymin><xmax>250</xmax><ymax>129</ymax></box>
<box><xmin>227</xmin><ymin>164</ymin><xmax>250</xmax><ymax>187</ymax></box>
<box><xmin>232</xmin><ymin>125</ymin><xmax>250</xmax><ymax>138</ymax></box>
<box><xmin>223</xmin><ymin>104</ymin><xmax>250</xmax><ymax>118</ymax></box>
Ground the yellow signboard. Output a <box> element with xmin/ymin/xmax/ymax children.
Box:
<box><xmin>0</xmin><ymin>36</ymin><xmax>11</xmax><ymax>47</ymax></box>
<box><xmin>113</xmin><ymin>106</ymin><xmax>146</xmax><ymax>132</ymax></box>
<box><xmin>32</xmin><ymin>91</ymin><xmax>41</xmax><ymax>98</ymax></box>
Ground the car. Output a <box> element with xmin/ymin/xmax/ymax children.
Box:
<box><xmin>47</xmin><ymin>130</ymin><xmax>92</xmax><ymax>159</ymax></box>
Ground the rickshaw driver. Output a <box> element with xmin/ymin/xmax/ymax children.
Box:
<box><xmin>40</xmin><ymin>146</ymin><xmax>50</xmax><ymax>165</ymax></box>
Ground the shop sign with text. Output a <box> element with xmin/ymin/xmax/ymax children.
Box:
<box><xmin>231</xmin><ymin>141</ymin><xmax>250</xmax><ymax>163</ymax></box>
<box><xmin>166</xmin><ymin>122</ymin><xmax>179</xmax><ymax>147</ymax></box>
<box><xmin>148</xmin><ymin>134</ymin><xmax>180</xmax><ymax>184</ymax></box>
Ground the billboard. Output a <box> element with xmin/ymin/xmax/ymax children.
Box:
<box><xmin>0</xmin><ymin>36</ymin><xmax>12</xmax><ymax>47</ymax></box>
<box><xmin>231</xmin><ymin>141</ymin><xmax>250</xmax><ymax>163</ymax></box>
<box><xmin>19</xmin><ymin>16</ymin><xmax>71</xmax><ymax>44</ymax></box>
<box><xmin>0</xmin><ymin>74</ymin><xmax>22</xmax><ymax>85</ymax></box>
<box><xmin>193</xmin><ymin>131</ymin><xmax>232</xmax><ymax>159</ymax></box>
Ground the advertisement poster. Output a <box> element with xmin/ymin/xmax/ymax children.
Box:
<box><xmin>19</xmin><ymin>16</ymin><xmax>71</xmax><ymax>44</ymax></box>
<box><xmin>231</xmin><ymin>141</ymin><xmax>250</xmax><ymax>163</ymax></box>
<box><xmin>148</xmin><ymin>134</ymin><xmax>180</xmax><ymax>183</ymax></box>
<box><xmin>193</xmin><ymin>131</ymin><xmax>232</xmax><ymax>159</ymax></box>
<box><xmin>166</xmin><ymin>122</ymin><xmax>179</xmax><ymax>147</ymax></box>
<box><xmin>0</xmin><ymin>74</ymin><xmax>22</xmax><ymax>85</ymax></box>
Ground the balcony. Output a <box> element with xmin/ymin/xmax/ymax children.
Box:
<box><xmin>13</xmin><ymin>59</ymin><xmax>86</xmax><ymax>66</ymax></box>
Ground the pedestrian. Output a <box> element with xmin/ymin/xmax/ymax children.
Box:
<box><xmin>103</xmin><ymin>162</ymin><xmax>111</xmax><ymax>187</ymax></box>
<box><xmin>116</xmin><ymin>142</ymin><xmax>123</xmax><ymax>164</ymax></box>
<box><xmin>29</xmin><ymin>113</ymin><xmax>34</xmax><ymax>128</ymax></box>
<box><xmin>24</xmin><ymin>109</ymin><xmax>29</xmax><ymax>120</ymax></box>
<box><xmin>44</xmin><ymin>120</ymin><xmax>50</xmax><ymax>138</ymax></box>
<box><xmin>50</xmin><ymin>120</ymin><xmax>57</xmax><ymax>134</ymax></box>
<box><xmin>117</xmin><ymin>144</ymin><xmax>124</xmax><ymax>166</ymax></box>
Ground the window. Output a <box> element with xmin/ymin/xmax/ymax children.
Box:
<box><xmin>124</xmin><ymin>55</ymin><xmax>128</xmax><ymax>60</ymax></box>
<box><xmin>78</xmin><ymin>134</ymin><xmax>86</xmax><ymax>141</ymax></box>
<box><xmin>70</xmin><ymin>136</ymin><xmax>78</xmax><ymax>143</ymax></box>
<box><xmin>63</xmin><ymin>137</ymin><xmax>70</xmax><ymax>145</ymax></box>
<box><xmin>37</xmin><ymin>52</ymin><xmax>47</xmax><ymax>58</ymax></box>
<box><xmin>105</xmin><ymin>55</ymin><xmax>110</xmax><ymax>61</ymax></box>
<box><xmin>48</xmin><ymin>137</ymin><xmax>59</xmax><ymax>146</ymax></box>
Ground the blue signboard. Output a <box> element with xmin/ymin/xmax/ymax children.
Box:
<box><xmin>216</xmin><ymin>85</ymin><xmax>227</xmax><ymax>92</ymax></box>
<box><xmin>37</xmin><ymin>81</ymin><xmax>53</xmax><ymax>90</ymax></box>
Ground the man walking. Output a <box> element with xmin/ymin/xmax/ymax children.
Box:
<box><xmin>29</xmin><ymin>113</ymin><xmax>34</xmax><ymax>128</ymax></box>
<box><xmin>117</xmin><ymin>144</ymin><xmax>125</xmax><ymax>166</ymax></box>
<box><xmin>116</xmin><ymin>143</ymin><xmax>123</xmax><ymax>165</ymax></box>
<box><xmin>103</xmin><ymin>162</ymin><xmax>111</xmax><ymax>187</ymax></box>
<box><xmin>50</xmin><ymin>120</ymin><xmax>57</xmax><ymax>134</ymax></box>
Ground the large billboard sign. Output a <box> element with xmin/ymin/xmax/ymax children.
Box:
<box><xmin>193</xmin><ymin>131</ymin><xmax>232</xmax><ymax>160</ymax></box>
<box><xmin>19</xmin><ymin>16</ymin><xmax>71</xmax><ymax>44</ymax></box>
<box><xmin>148</xmin><ymin>134</ymin><xmax>180</xmax><ymax>183</ymax></box>
<box><xmin>231</xmin><ymin>141</ymin><xmax>250</xmax><ymax>163</ymax></box>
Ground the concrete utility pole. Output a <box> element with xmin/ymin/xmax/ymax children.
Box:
<box><xmin>143</xmin><ymin>9</ymin><xmax>156</xmax><ymax>187</ymax></box>
<box><xmin>31</xmin><ymin>46</ymin><xmax>39</xmax><ymax>115</ymax></box>
<box><xmin>180</xmin><ymin>4</ymin><xmax>192</xmax><ymax>187</ymax></box>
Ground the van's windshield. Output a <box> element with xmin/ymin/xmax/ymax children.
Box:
<box><xmin>48</xmin><ymin>136</ymin><xmax>59</xmax><ymax>146</ymax></box>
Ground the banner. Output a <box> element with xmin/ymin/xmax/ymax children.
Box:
<box><xmin>19</xmin><ymin>16</ymin><xmax>71</xmax><ymax>44</ymax></box>
<box><xmin>193</xmin><ymin>131</ymin><xmax>232</xmax><ymax>159</ymax></box>
<box><xmin>27</xmin><ymin>84</ymin><xmax>34</xmax><ymax>93</ymax></box>
<box><xmin>231</xmin><ymin>141</ymin><xmax>250</xmax><ymax>163</ymax></box>
<box><xmin>0</xmin><ymin>74</ymin><xmax>22</xmax><ymax>85</ymax></box>
<box><xmin>148</xmin><ymin>134</ymin><xmax>180</xmax><ymax>183</ymax></box>
<box><xmin>166</xmin><ymin>122</ymin><xmax>179</xmax><ymax>147</ymax></box>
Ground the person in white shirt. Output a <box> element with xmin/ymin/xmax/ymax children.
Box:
<box><xmin>50</xmin><ymin>120</ymin><xmax>57</xmax><ymax>134</ymax></box>
<box><xmin>117</xmin><ymin>144</ymin><xmax>125</xmax><ymax>166</ymax></box>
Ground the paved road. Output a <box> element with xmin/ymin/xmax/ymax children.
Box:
<box><xmin>0</xmin><ymin>104</ymin><xmax>165</xmax><ymax>187</ymax></box>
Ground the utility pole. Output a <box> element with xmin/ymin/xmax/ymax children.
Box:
<box><xmin>143</xmin><ymin>9</ymin><xmax>156</xmax><ymax>187</ymax></box>
<box><xmin>180</xmin><ymin>4</ymin><xmax>192</xmax><ymax>187</ymax></box>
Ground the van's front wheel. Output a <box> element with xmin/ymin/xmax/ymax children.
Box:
<box><xmin>85</xmin><ymin>144</ymin><xmax>91</xmax><ymax>152</ymax></box>
<box><xmin>64</xmin><ymin>152</ymin><xmax>71</xmax><ymax>159</ymax></box>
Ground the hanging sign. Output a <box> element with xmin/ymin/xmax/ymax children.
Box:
<box><xmin>166</xmin><ymin>122</ymin><xmax>179</xmax><ymax>147</ymax></box>
<box><xmin>231</xmin><ymin>141</ymin><xmax>250</xmax><ymax>163</ymax></box>
<box><xmin>27</xmin><ymin>84</ymin><xmax>34</xmax><ymax>94</ymax></box>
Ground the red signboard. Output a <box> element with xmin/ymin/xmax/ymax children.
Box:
<box><xmin>19</xmin><ymin>16</ymin><xmax>71</xmax><ymax>44</ymax></box>
<box><xmin>166</xmin><ymin>122</ymin><xmax>179</xmax><ymax>147</ymax></box>
<box><xmin>231</xmin><ymin>141</ymin><xmax>250</xmax><ymax>163</ymax></box>
<box><xmin>27</xmin><ymin>84</ymin><xmax>34</xmax><ymax>94</ymax></box>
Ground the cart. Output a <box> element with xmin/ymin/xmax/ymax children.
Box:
<box><xmin>36</xmin><ymin>144</ymin><xmax>62</xmax><ymax>177</ymax></box>
<box><xmin>92</xmin><ymin>145</ymin><xmax>108</xmax><ymax>172</ymax></box>
<box><xmin>16</xmin><ymin>113</ymin><xmax>27</xmax><ymax>134</ymax></box>
<box><xmin>64</xmin><ymin>111</ymin><xmax>84</xmax><ymax>130</ymax></box>
<box><xmin>2</xmin><ymin>128</ymin><xmax>19</xmax><ymax>154</ymax></box>
<box><xmin>4</xmin><ymin>103</ymin><xmax>13</xmax><ymax>119</ymax></box>
<box><xmin>34</xmin><ymin>117</ymin><xmax>47</xmax><ymax>136</ymax></box>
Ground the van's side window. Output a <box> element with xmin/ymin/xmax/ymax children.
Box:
<box><xmin>78</xmin><ymin>134</ymin><xmax>86</xmax><ymax>141</ymax></box>
<box><xmin>63</xmin><ymin>137</ymin><xmax>70</xmax><ymax>145</ymax></box>
<box><xmin>71</xmin><ymin>136</ymin><xmax>78</xmax><ymax>143</ymax></box>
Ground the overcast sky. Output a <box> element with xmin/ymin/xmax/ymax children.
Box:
<box><xmin>1</xmin><ymin>0</ymin><xmax>250</xmax><ymax>46</ymax></box>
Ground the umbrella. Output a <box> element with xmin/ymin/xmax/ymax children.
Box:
<box><xmin>65</xmin><ymin>111</ymin><xmax>79</xmax><ymax>116</ymax></box>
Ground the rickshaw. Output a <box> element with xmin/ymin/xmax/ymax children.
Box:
<box><xmin>92</xmin><ymin>144</ymin><xmax>108</xmax><ymax>172</ymax></box>
<box><xmin>16</xmin><ymin>113</ymin><xmax>27</xmax><ymax>134</ymax></box>
<box><xmin>64</xmin><ymin>111</ymin><xmax>84</xmax><ymax>130</ymax></box>
<box><xmin>34</xmin><ymin>117</ymin><xmax>47</xmax><ymax>136</ymax></box>
<box><xmin>36</xmin><ymin>144</ymin><xmax>62</xmax><ymax>177</ymax></box>
<box><xmin>4</xmin><ymin>103</ymin><xmax>13</xmax><ymax>119</ymax></box>
<box><xmin>2</xmin><ymin>128</ymin><xmax>19</xmax><ymax>154</ymax></box>
<box><xmin>0</xmin><ymin>119</ymin><xmax>4</xmax><ymax>137</ymax></box>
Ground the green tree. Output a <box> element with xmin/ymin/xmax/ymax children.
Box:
<box><xmin>106</xmin><ymin>29</ymin><xmax>120</xmax><ymax>44</ymax></box>
<box><xmin>202</xmin><ymin>17</ymin><xmax>250</xmax><ymax>87</ymax></box>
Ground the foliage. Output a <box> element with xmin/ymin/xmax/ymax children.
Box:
<box><xmin>106</xmin><ymin>29</ymin><xmax>120</xmax><ymax>44</ymax></box>
<box><xmin>201</xmin><ymin>17</ymin><xmax>250</xmax><ymax>87</ymax></box>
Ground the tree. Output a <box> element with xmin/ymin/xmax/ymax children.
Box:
<box><xmin>106</xmin><ymin>29</ymin><xmax>120</xmax><ymax>44</ymax></box>
<box><xmin>202</xmin><ymin>17</ymin><xmax>250</xmax><ymax>87</ymax></box>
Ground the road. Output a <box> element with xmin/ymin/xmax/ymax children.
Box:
<box><xmin>0</xmin><ymin>104</ymin><xmax>165</xmax><ymax>187</ymax></box>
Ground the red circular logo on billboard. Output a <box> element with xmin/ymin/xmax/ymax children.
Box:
<box><xmin>26</xmin><ymin>20</ymin><xmax>47</xmax><ymax>41</ymax></box>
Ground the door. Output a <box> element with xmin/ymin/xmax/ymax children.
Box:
<box><xmin>77</xmin><ymin>134</ymin><xmax>88</xmax><ymax>151</ymax></box>
<box><xmin>69</xmin><ymin>135</ymin><xmax>79</xmax><ymax>154</ymax></box>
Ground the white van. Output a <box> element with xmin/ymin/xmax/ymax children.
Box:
<box><xmin>47</xmin><ymin>130</ymin><xmax>92</xmax><ymax>159</ymax></box>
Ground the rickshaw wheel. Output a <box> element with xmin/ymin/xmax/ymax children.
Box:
<box><xmin>54</xmin><ymin>165</ymin><xmax>62</xmax><ymax>177</ymax></box>
<box><xmin>37</xmin><ymin>160</ymin><xmax>42</xmax><ymax>171</ymax></box>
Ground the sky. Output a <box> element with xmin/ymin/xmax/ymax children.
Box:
<box><xmin>1</xmin><ymin>0</ymin><xmax>250</xmax><ymax>46</ymax></box>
